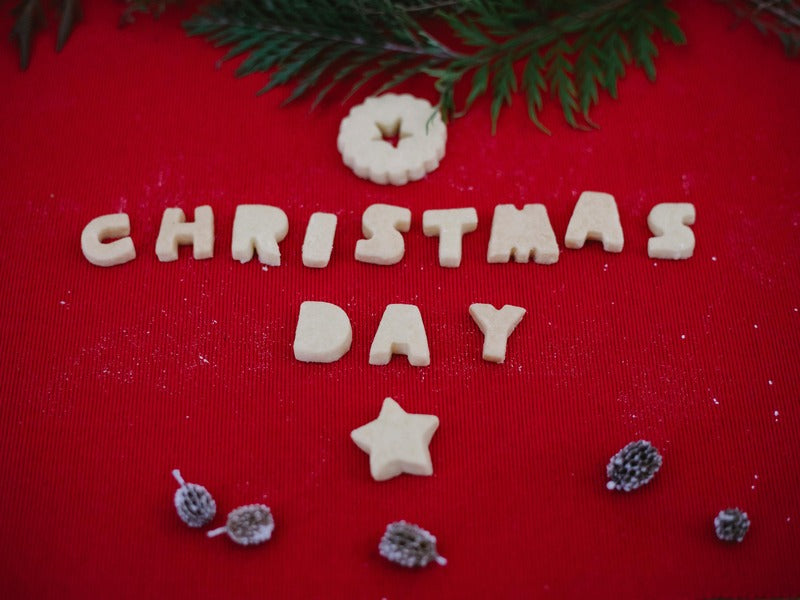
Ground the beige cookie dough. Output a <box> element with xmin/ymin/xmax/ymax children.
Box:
<box><xmin>422</xmin><ymin>208</ymin><xmax>478</xmax><ymax>268</ymax></box>
<box><xmin>155</xmin><ymin>206</ymin><xmax>215</xmax><ymax>262</ymax></box>
<box><xmin>231</xmin><ymin>205</ymin><xmax>289</xmax><ymax>266</ymax></box>
<box><xmin>369</xmin><ymin>304</ymin><xmax>430</xmax><ymax>366</ymax></box>
<box><xmin>337</xmin><ymin>93</ymin><xmax>447</xmax><ymax>185</ymax></box>
<box><xmin>355</xmin><ymin>204</ymin><xmax>411</xmax><ymax>266</ymax></box>
<box><xmin>302</xmin><ymin>212</ymin><xmax>337</xmax><ymax>268</ymax></box>
<box><xmin>487</xmin><ymin>204</ymin><xmax>559</xmax><ymax>264</ymax></box>
<box><xmin>81</xmin><ymin>213</ymin><xmax>136</xmax><ymax>267</ymax></box>
<box><xmin>647</xmin><ymin>202</ymin><xmax>696</xmax><ymax>260</ymax></box>
<box><xmin>469</xmin><ymin>303</ymin><xmax>526</xmax><ymax>363</ymax></box>
<box><xmin>564</xmin><ymin>191</ymin><xmax>624</xmax><ymax>252</ymax></box>
<box><xmin>293</xmin><ymin>301</ymin><xmax>352</xmax><ymax>363</ymax></box>
<box><xmin>350</xmin><ymin>397</ymin><xmax>439</xmax><ymax>481</ymax></box>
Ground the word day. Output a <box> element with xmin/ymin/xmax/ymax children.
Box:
<box><xmin>292</xmin><ymin>301</ymin><xmax>526</xmax><ymax>367</ymax></box>
<box><xmin>80</xmin><ymin>192</ymin><xmax>697</xmax><ymax>269</ymax></box>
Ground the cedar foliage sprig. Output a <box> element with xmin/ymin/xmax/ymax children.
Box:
<box><xmin>8</xmin><ymin>0</ymin><xmax>179</xmax><ymax>69</ymax></box>
<box><xmin>184</xmin><ymin>0</ymin><xmax>687</xmax><ymax>132</ymax></box>
<box><xmin>717</xmin><ymin>0</ymin><xmax>800</xmax><ymax>56</ymax></box>
<box><xmin>10</xmin><ymin>0</ymin><xmax>81</xmax><ymax>69</ymax></box>
<box><xmin>120</xmin><ymin>1</ymin><xmax>181</xmax><ymax>27</ymax></box>
<box><xmin>184</xmin><ymin>0</ymin><xmax>462</xmax><ymax>108</ymax></box>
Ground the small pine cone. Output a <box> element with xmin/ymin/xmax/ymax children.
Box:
<box><xmin>379</xmin><ymin>521</ymin><xmax>447</xmax><ymax>568</ymax></box>
<box><xmin>208</xmin><ymin>504</ymin><xmax>275</xmax><ymax>546</ymax></box>
<box><xmin>606</xmin><ymin>440</ymin><xmax>663</xmax><ymax>492</ymax></box>
<box><xmin>172</xmin><ymin>469</ymin><xmax>216</xmax><ymax>528</ymax></box>
<box><xmin>715</xmin><ymin>508</ymin><xmax>750</xmax><ymax>543</ymax></box>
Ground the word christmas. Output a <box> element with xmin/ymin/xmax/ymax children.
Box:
<box><xmin>80</xmin><ymin>192</ymin><xmax>697</xmax><ymax>269</ymax></box>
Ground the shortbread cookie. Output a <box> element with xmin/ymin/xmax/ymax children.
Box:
<box><xmin>302</xmin><ymin>212</ymin><xmax>337</xmax><ymax>268</ymax></box>
<box><xmin>369</xmin><ymin>304</ymin><xmax>430</xmax><ymax>366</ymax></box>
<box><xmin>81</xmin><ymin>213</ymin><xmax>136</xmax><ymax>267</ymax></box>
<box><xmin>487</xmin><ymin>204</ymin><xmax>559</xmax><ymax>265</ymax></box>
<box><xmin>231</xmin><ymin>205</ymin><xmax>288</xmax><ymax>266</ymax></box>
<box><xmin>156</xmin><ymin>206</ymin><xmax>215</xmax><ymax>262</ymax></box>
<box><xmin>469</xmin><ymin>303</ymin><xmax>526</xmax><ymax>363</ymax></box>
<box><xmin>337</xmin><ymin>93</ymin><xmax>447</xmax><ymax>185</ymax></box>
<box><xmin>293</xmin><ymin>301</ymin><xmax>352</xmax><ymax>363</ymax></box>
<box><xmin>422</xmin><ymin>208</ymin><xmax>478</xmax><ymax>268</ymax></box>
<box><xmin>564</xmin><ymin>191</ymin><xmax>624</xmax><ymax>253</ymax></box>
<box><xmin>351</xmin><ymin>397</ymin><xmax>439</xmax><ymax>481</ymax></box>
<box><xmin>647</xmin><ymin>203</ymin><xmax>696</xmax><ymax>260</ymax></box>
<box><xmin>355</xmin><ymin>203</ymin><xmax>411</xmax><ymax>265</ymax></box>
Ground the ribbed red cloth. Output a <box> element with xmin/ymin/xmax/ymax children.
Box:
<box><xmin>1</xmin><ymin>1</ymin><xmax>798</xmax><ymax>598</ymax></box>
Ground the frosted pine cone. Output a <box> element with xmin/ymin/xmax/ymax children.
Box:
<box><xmin>379</xmin><ymin>521</ymin><xmax>447</xmax><ymax>568</ymax></box>
<box><xmin>606</xmin><ymin>440</ymin><xmax>663</xmax><ymax>492</ymax></box>
<box><xmin>207</xmin><ymin>504</ymin><xmax>275</xmax><ymax>546</ymax></box>
<box><xmin>715</xmin><ymin>508</ymin><xmax>750</xmax><ymax>543</ymax></box>
<box><xmin>172</xmin><ymin>469</ymin><xmax>216</xmax><ymax>528</ymax></box>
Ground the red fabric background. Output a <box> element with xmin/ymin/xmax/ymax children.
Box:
<box><xmin>1</xmin><ymin>2</ymin><xmax>799</xmax><ymax>598</ymax></box>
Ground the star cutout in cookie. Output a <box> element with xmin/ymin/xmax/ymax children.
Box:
<box><xmin>351</xmin><ymin>397</ymin><xmax>439</xmax><ymax>482</ymax></box>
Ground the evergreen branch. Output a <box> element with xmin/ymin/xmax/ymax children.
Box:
<box><xmin>184</xmin><ymin>0</ymin><xmax>468</xmax><ymax>117</ymax></box>
<box><xmin>185</xmin><ymin>0</ymin><xmax>460</xmax><ymax>60</ymax></box>
<box><xmin>7</xmin><ymin>0</ymin><xmax>688</xmax><ymax>133</ymax></box>
<box><xmin>574</xmin><ymin>33</ymin><xmax>602</xmax><ymax>124</ymax></box>
<box><xmin>120</xmin><ymin>1</ymin><xmax>181</xmax><ymax>27</ymax></box>
<box><xmin>522</xmin><ymin>50</ymin><xmax>549</xmax><ymax>134</ymax></box>
<box><xmin>425</xmin><ymin>0</ymin><xmax>686</xmax><ymax>130</ymax></box>
<box><xmin>490</xmin><ymin>54</ymin><xmax>517</xmax><ymax>133</ymax></box>
<box><xmin>9</xmin><ymin>0</ymin><xmax>180</xmax><ymax>68</ymax></box>
<box><xmin>718</xmin><ymin>0</ymin><xmax>800</xmax><ymax>56</ymax></box>
<box><xmin>11</xmin><ymin>0</ymin><xmax>44</xmax><ymax>70</ymax></box>
<box><xmin>360</xmin><ymin>0</ymin><xmax>466</xmax><ymax>14</ymax></box>
<box><xmin>185</xmin><ymin>0</ymin><xmax>686</xmax><ymax>132</ymax></box>
<box><xmin>546</xmin><ymin>38</ymin><xmax>581</xmax><ymax>130</ymax></box>
<box><xmin>56</xmin><ymin>0</ymin><xmax>82</xmax><ymax>53</ymax></box>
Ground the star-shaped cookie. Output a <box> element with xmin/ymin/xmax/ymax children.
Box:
<box><xmin>350</xmin><ymin>397</ymin><xmax>439</xmax><ymax>482</ymax></box>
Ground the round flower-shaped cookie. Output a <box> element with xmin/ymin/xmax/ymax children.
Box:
<box><xmin>337</xmin><ymin>93</ymin><xmax>447</xmax><ymax>185</ymax></box>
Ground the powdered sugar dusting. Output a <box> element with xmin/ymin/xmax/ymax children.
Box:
<box><xmin>681</xmin><ymin>173</ymin><xmax>691</xmax><ymax>195</ymax></box>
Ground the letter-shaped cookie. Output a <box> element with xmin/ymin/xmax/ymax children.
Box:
<box><xmin>81</xmin><ymin>213</ymin><xmax>136</xmax><ymax>267</ymax></box>
<box><xmin>564</xmin><ymin>192</ymin><xmax>624</xmax><ymax>253</ymax></box>
<box><xmin>355</xmin><ymin>204</ymin><xmax>411</xmax><ymax>266</ymax></box>
<box><xmin>487</xmin><ymin>204</ymin><xmax>559</xmax><ymax>264</ymax></box>
<box><xmin>469</xmin><ymin>303</ymin><xmax>526</xmax><ymax>363</ymax></box>
<box><xmin>647</xmin><ymin>203</ymin><xmax>696</xmax><ymax>260</ymax></box>
<box><xmin>422</xmin><ymin>208</ymin><xmax>478</xmax><ymax>268</ymax></box>
<box><xmin>369</xmin><ymin>304</ymin><xmax>430</xmax><ymax>366</ymax></box>
<box><xmin>155</xmin><ymin>206</ymin><xmax>215</xmax><ymax>262</ymax></box>
<box><xmin>302</xmin><ymin>212</ymin><xmax>337</xmax><ymax>268</ymax></box>
<box><xmin>231</xmin><ymin>205</ymin><xmax>289</xmax><ymax>266</ymax></box>
<box><xmin>293</xmin><ymin>301</ymin><xmax>352</xmax><ymax>363</ymax></box>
